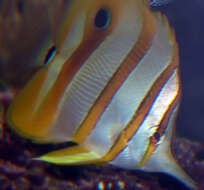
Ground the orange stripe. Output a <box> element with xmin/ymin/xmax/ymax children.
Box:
<box><xmin>32</xmin><ymin>6</ymin><xmax>121</xmax><ymax>127</ymax></box>
<box><xmin>136</xmin><ymin>89</ymin><xmax>180</xmax><ymax>167</ymax></box>
<box><xmin>68</xmin><ymin>67</ymin><xmax>179</xmax><ymax>166</ymax></box>
<box><xmin>72</xmin><ymin>8</ymin><xmax>156</xmax><ymax>143</ymax></box>
<box><xmin>153</xmin><ymin>90</ymin><xmax>180</xmax><ymax>145</ymax></box>
<box><xmin>100</xmin><ymin>47</ymin><xmax>179</xmax><ymax>162</ymax></box>
<box><xmin>7</xmin><ymin>68</ymin><xmax>51</xmax><ymax>138</ymax></box>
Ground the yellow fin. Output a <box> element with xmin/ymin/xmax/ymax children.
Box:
<box><xmin>35</xmin><ymin>145</ymin><xmax>102</xmax><ymax>165</ymax></box>
<box><xmin>137</xmin><ymin>141</ymin><xmax>156</xmax><ymax>167</ymax></box>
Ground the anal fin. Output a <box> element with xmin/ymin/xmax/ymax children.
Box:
<box><xmin>35</xmin><ymin>145</ymin><xmax>103</xmax><ymax>165</ymax></box>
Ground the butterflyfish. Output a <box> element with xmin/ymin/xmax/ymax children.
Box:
<box><xmin>7</xmin><ymin>0</ymin><xmax>196</xmax><ymax>189</ymax></box>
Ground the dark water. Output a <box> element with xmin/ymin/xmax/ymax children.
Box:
<box><xmin>155</xmin><ymin>0</ymin><xmax>204</xmax><ymax>143</ymax></box>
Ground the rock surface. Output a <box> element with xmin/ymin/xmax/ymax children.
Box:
<box><xmin>0</xmin><ymin>125</ymin><xmax>204</xmax><ymax>190</ymax></box>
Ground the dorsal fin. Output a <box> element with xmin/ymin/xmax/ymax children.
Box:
<box><xmin>145</xmin><ymin>0</ymin><xmax>174</xmax><ymax>7</ymax></box>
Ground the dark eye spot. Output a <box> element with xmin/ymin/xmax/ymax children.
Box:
<box><xmin>153</xmin><ymin>132</ymin><xmax>161</xmax><ymax>141</ymax></box>
<box><xmin>94</xmin><ymin>8</ymin><xmax>110</xmax><ymax>29</ymax></box>
<box><xmin>44</xmin><ymin>46</ymin><xmax>56</xmax><ymax>65</ymax></box>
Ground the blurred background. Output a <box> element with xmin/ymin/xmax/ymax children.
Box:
<box><xmin>0</xmin><ymin>0</ymin><xmax>204</xmax><ymax>144</ymax></box>
<box><xmin>156</xmin><ymin>0</ymin><xmax>204</xmax><ymax>144</ymax></box>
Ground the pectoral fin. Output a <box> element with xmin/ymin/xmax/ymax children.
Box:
<box><xmin>35</xmin><ymin>145</ymin><xmax>103</xmax><ymax>165</ymax></box>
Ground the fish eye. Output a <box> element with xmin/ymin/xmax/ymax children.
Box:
<box><xmin>44</xmin><ymin>45</ymin><xmax>56</xmax><ymax>65</ymax></box>
<box><xmin>94</xmin><ymin>8</ymin><xmax>110</xmax><ymax>29</ymax></box>
<box><xmin>153</xmin><ymin>132</ymin><xmax>161</xmax><ymax>141</ymax></box>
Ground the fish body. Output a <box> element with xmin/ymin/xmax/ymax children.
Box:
<box><xmin>7</xmin><ymin>0</ymin><xmax>196</xmax><ymax>189</ymax></box>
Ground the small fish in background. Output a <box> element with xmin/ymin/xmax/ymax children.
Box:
<box><xmin>6</xmin><ymin>0</ymin><xmax>197</xmax><ymax>189</ymax></box>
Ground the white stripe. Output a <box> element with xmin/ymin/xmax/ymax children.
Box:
<box><xmin>110</xmin><ymin>70</ymin><xmax>179</xmax><ymax>168</ymax></box>
<box><xmin>49</xmin><ymin>2</ymin><xmax>143</xmax><ymax>141</ymax></box>
<box><xmin>33</xmin><ymin>10</ymin><xmax>87</xmax><ymax>115</ymax></box>
<box><xmin>83</xmin><ymin>18</ymin><xmax>175</xmax><ymax>157</ymax></box>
